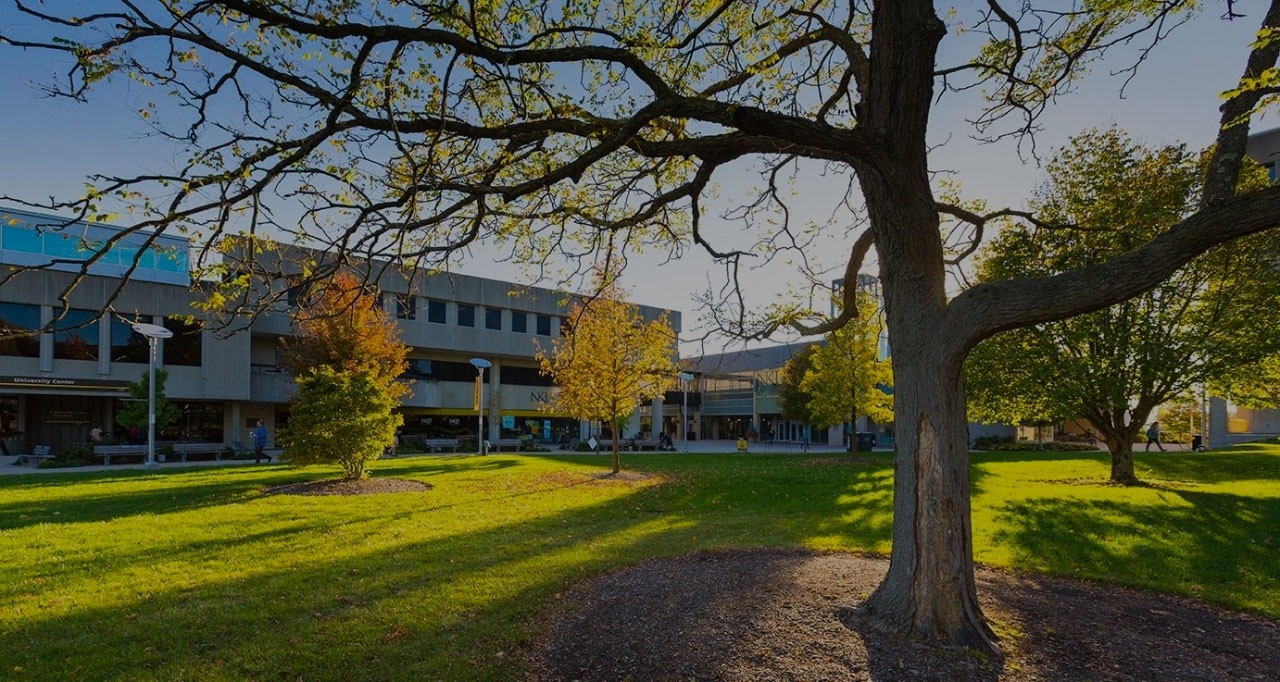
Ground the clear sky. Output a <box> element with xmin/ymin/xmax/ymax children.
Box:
<box><xmin>0</xmin><ymin>3</ymin><xmax>1266</xmax><ymax>352</ymax></box>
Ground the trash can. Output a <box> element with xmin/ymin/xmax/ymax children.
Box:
<box><xmin>855</xmin><ymin>432</ymin><xmax>876</xmax><ymax>452</ymax></box>
<box><xmin>736</xmin><ymin>438</ymin><xmax>748</xmax><ymax>453</ymax></box>
<box><xmin>1191</xmin><ymin>434</ymin><xmax>1203</xmax><ymax>451</ymax></box>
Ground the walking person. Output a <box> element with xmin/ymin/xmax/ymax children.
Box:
<box><xmin>252</xmin><ymin>419</ymin><xmax>271</xmax><ymax>463</ymax></box>
<box><xmin>1145</xmin><ymin>421</ymin><xmax>1165</xmax><ymax>452</ymax></box>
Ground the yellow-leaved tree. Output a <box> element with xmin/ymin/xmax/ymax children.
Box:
<box><xmin>802</xmin><ymin>293</ymin><xmax>894</xmax><ymax>451</ymax></box>
<box><xmin>537</xmin><ymin>278</ymin><xmax>678</xmax><ymax>474</ymax></box>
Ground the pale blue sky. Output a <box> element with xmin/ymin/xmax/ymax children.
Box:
<box><xmin>0</xmin><ymin>3</ymin><xmax>1266</xmax><ymax>349</ymax></box>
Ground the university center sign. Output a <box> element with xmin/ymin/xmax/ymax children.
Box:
<box><xmin>1</xmin><ymin>376</ymin><xmax>130</xmax><ymax>391</ymax></box>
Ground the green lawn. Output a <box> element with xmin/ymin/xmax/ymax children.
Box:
<box><xmin>2</xmin><ymin>441</ymin><xmax>1278</xmax><ymax>681</ymax></box>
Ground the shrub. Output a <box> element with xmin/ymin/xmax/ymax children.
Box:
<box><xmin>55</xmin><ymin>447</ymin><xmax>93</xmax><ymax>463</ymax></box>
<box><xmin>980</xmin><ymin>441</ymin><xmax>1099</xmax><ymax>452</ymax></box>
<box><xmin>39</xmin><ymin>457</ymin><xmax>89</xmax><ymax>469</ymax></box>
<box><xmin>972</xmin><ymin>435</ymin><xmax>1015</xmax><ymax>450</ymax></box>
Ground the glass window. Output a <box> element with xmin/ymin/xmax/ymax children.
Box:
<box><xmin>0</xmin><ymin>302</ymin><xmax>41</xmax><ymax>358</ymax></box>
<box><xmin>511</xmin><ymin>311</ymin><xmax>527</xmax><ymax>333</ymax></box>
<box><xmin>502</xmin><ymin>365</ymin><xmax>554</xmax><ymax>387</ymax></box>
<box><xmin>457</xmin><ymin>304</ymin><xmax>475</xmax><ymax>327</ymax></box>
<box><xmin>396</xmin><ymin>295</ymin><xmax>417</xmax><ymax>320</ymax></box>
<box><xmin>429</xmin><ymin>360</ymin><xmax>482</xmax><ymax>382</ymax></box>
<box><xmin>163</xmin><ymin>317</ymin><xmax>202</xmax><ymax>366</ymax></box>
<box><xmin>485</xmin><ymin>308</ymin><xmax>502</xmax><ymax>330</ymax></box>
<box><xmin>404</xmin><ymin>358</ymin><xmax>433</xmax><ymax>378</ymax></box>
<box><xmin>53</xmin><ymin>309</ymin><xmax>99</xmax><ymax>361</ymax></box>
<box><xmin>110</xmin><ymin>316</ymin><xmax>152</xmax><ymax>364</ymax></box>
<box><xmin>536</xmin><ymin>314</ymin><xmax>552</xmax><ymax>336</ymax></box>
<box><xmin>426</xmin><ymin>299</ymin><xmax>446</xmax><ymax>324</ymax></box>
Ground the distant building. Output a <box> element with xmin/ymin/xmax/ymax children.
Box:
<box><xmin>0</xmin><ymin>206</ymin><xmax>680</xmax><ymax>455</ymax></box>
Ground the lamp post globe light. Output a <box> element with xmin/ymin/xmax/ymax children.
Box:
<box><xmin>132</xmin><ymin>322</ymin><xmax>173</xmax><ymax>466</ymax></box>
<box><xmin>469</xmin><ymin>358</ymin><xmax>492</xmax><ymax>455</ymax></box>
<box><xmin>679</xmin><ymin>372</ymin><xmax>694</xmax><ymax>452</ymax></box>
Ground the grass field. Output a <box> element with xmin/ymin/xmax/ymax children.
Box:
<box><xmin>2</xmin><ymin>441</ymin><xmax>1277</xmax><ymax>680</ymax></box>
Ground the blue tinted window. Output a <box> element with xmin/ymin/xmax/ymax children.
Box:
<box><xmin>485</xmin><ymin>308</ymin><xmax>502</xmax><ymax>330</ymax></box>
<box><xmin>427</xmin><ymin>299</ymin><xmax>446</xmax><ymax>324</ymax></box>
<box><xmin>0</xmin><ymin>302</ymin><xmax>41</xmax><ymax>357</ymax></box>
<box><xmin>511</xmin><ymin>311</ymin><xmax>527</xmax><ymax>333</ymax></box>
<box><xmin>53</xmin><ymin>309</ymin><xmax>99</xmax><ymax>361</ymax></box>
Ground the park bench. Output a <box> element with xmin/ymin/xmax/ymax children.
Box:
<box><xmin>491</xmin><ymin>438</ymin><xmax>523</xmax><ymax>452</ymax></box>
<box><xmin>21</xmin><ymin>445</ymin><xmax>53</xmax><ymax>466</ymax></box>
<box><xmin>172</xmin><ymin>442</ymin><xmax>226</xmax><ymax>462</ymax></box>
<box><xmin>92</xmin><ymin>444</ymin><xmax>149</xmax><ymax>465</ymax></box>
<box><xmin>419</xmin><ymin>438</ymin><xmax>460</xmax><ymax>453</ymax></box>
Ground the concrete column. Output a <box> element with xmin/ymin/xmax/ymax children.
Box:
<box><xmin>628</xmin><ymin>408</ymin><xmax>641</xmax><ymax>440</ymax></box>
<box><xmin>98</xmin><ymin>316</ymin><xmax>111</xmax><ymax>375</ymax></box>
<box><xmin>228</xmin><ymin>401</ymin><xmax>242</xmax><ymax>446</ymax></box>
<box><xmin>39</xmin><ymin>306</ymin><xmax>53</xmax><ymax>372</ymax></box>
<box><xmin>487</xmin><ymin>360</ymin><xmax>501</xmax><ymax>442</ymax></box>
<box><xmin>1208</xmin><ymin>396</ymin><xmax>1228</xmax><ymax>449</ymax></box>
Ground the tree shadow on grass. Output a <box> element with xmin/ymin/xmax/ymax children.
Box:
<box><xmin>0</xmin><ymin>468</ymin><xmax>291</xmax><ymax>531</ymax></box>
<box><xmin>1</xmin><ymin>488</ymin><xmax>711</xmax><ymax>680</ymax></box>
<box><xmin>1</xmin><ymin>455</ymin><xmax>906</xmax><ymax>681</ymax></box>
<box><xmin>0</xmin><ymin>456</ymin><xmax>523</xmax><ymax>533</ymax></box>
<box><xmin>989</xmin><ymin>489</ymin><xmax>1280</xmax><ymax>616</ymax></box>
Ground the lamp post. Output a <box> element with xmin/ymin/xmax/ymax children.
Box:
<box><xmin>470</xmin><ymin>358</ymin><xmax>491</xmax><ymax>455</ymax></box>
<box><xmin>132</xmin><ymin>322</ymin><xmax>173</xmax><ymax>466</ymax></box>
<box><xmin>679</xmin><ymin>371</ymin><xmax>694</xmax><ymax>452</ymax></box>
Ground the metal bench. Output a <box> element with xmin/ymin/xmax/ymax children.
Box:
<box><xmin>22</xmin><ymin>445</ymin><xmax>54</xmax><ymax>465</ymax></box>
<box><xmin>629</xmin><ymin>439</ymin><xmax>660</xmax><ymax>451</ymax></box>
<box><xmin>419</xmin><ymin>438</ymin><xmax>460</xmax><ymax>453</ymax></box>
<box><xmin>172</xmin><ymin>442</ymin><xmax>226</xmax><ymax>462</ymax></box>
<box><xmin>92</xmin><ymin>444</ymin><xmax>149</xmax><ymax>465</ymax></box>
<box><xmin>491</xmin><ymin>438</ymin><xmax>523</xmax><ymax>452</ymax></box>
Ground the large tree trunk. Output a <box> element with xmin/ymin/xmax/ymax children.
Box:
<box><xmin>860</xmin><ymin>327</ymin><xmax>998</xmax><ymax>654</ymax></box>
<box><xmin>853</xmin><ymin>0</ymin><xmax>997</xmax><ymax>653</ymax></box>
<box><xmin>1088</xmin><ymin>411</ymin><xmax>1146</xmax><ymax>485</ymax></box>
<box><xmin>1109</xmin><ymin>441</ymin><xmax>1137</xmax><ymax>484</ymax></box>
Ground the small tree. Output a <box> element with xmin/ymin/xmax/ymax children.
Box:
<box><xmin>802</xmin><ymin>297</ymin><xmax>894</xmax><ymax>451</ymax></box>
<box><xmin>778</xmin><ymin>344</ymin><xmax>821</xmax><ymax>427</ymax></box>
<box><xmin>284</xmin><ymin>367</ymin><xmax>404</xmax><ymax>480</ymax></box>
<box><xmin>116</xmin><ymin>368</ymin><xmax>180</xmax><ymax>438</ymax></box>
<box><xmin>280</xmin><ymin>273</ymin><xmax>409</xmax><ymax>480</ymax></box>
<box><xmin>538</xmin><ymin>278</ymin><xmax>678</xmax><ymax>474</ymax></box>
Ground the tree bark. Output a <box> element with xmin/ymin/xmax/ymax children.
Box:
<box><xmin>1110</xmin><ymin>441</ymin><xmax>1136</xmax><ymax>484</ymax></box>
<box><xmin>1089</xmin><ymin>409</ymin><xmax>1149</xmax><ymax>485</ymax></box>
<box><xmin>860</xmin><ymin>328</ymin><xmax>997</xmax><ymax>653</ymax></box>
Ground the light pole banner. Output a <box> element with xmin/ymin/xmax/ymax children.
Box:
<box><xmin>473</xmin><ymin>376</ymin><xmax>482</xmax><ymax>410</ymax></box>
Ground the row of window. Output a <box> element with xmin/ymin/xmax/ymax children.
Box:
<box><xmin>392</xmin><ymin>295</ymin><xmax>556</xmax><ymax>335</ymax></box>
<box><xmin>403</xmin><ymin>358</ymin><xmax>555</xmax><ymax>386</ymax></box>
<box><xmin>0</xmin><ymin>303</ymin><xmax>202</xmax><ymax>365</ymax></box>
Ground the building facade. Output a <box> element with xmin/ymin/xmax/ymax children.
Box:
<box><xmin>0</xmin><ymin>207</ymin><xmax>680</xmax><ymax>455</ymax></box>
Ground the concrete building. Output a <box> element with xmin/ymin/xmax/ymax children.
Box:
<box><xmin>0</xmin><ymin>206</ymin><xmax>680</xmax><ymax>455</ymax></box>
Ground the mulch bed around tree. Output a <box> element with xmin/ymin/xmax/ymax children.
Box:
<box><xmin>262</xmin><ymin>477</ymin><xmax>432</xmax><ymax>496</ymax></box>
<box><xmin>524</xmin><ymin>548</ymin><xmax>1279</xmax><ymax>681</ymax></box>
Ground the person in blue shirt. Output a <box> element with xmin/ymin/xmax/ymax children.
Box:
<box><xmin>252</xmin><ymin>419</ymin><xmax>270</xmax><ymax>463</ymax></box>
<box><xmin>1144</xmin><ymin>421</ymin><xmax>1165</xmax><ymax>452</ymax></box>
